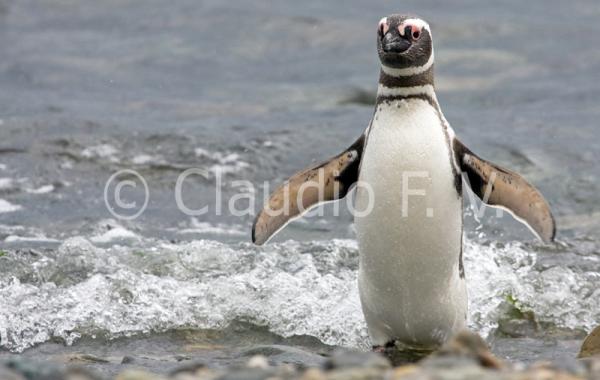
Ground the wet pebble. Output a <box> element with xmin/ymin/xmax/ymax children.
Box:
<box><xmin>6</xmin><ymin>330</ymin><xmax>600</xmax><ymax>380</ymax></box>
<box><xmin>5</xmin><ymin>358</ymin><xmax>65</xmax><ymax>380</ymax></box>
<box><xmin>425</xmin><ymin>330</ymin><xmax>504</xmax><ymax>369</ymax></box>
<box><xmin>169</xmin><ymin>361</ymin><xmax>207</xmax><ymax>377</ymax></box>
<box><xmin>64</xmin><ymin>367</ymin><xmax>104</xmax><ymax>380</ymax></box>
<box><xmin>115</xmin><ymin>370</ymin><xmax>167</xmax><ymax>380</ymax></box>
<box><xmin>64</xmin><ymin>354</ymin><xmax>110</xmax><ymax>364</ymax></box>
<box><xmin>0</xmin><ymin>365</ymin><xmax>26</xmax><ymax>380</ymax></box>
<box><xmin>323</xmin><ymin>349</ymin><xmax>390</xmax><ymax>371</ymax></box>
<box><xmin>239</xmin><ymin>345</ymin><xmax>328</xmax><ymax>368</ymax></box>
<box><xmin>122</xmin><ymin>356</ymin><xmax>135</xmax><ymax>364</ymax></box>
<box><xmin>214</xmin><ymin>367</ymin><xmax>278</xmax><ymax>380</ymax></box>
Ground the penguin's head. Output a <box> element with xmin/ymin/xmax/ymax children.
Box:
<box><xmin>377</xmin><ymin>15</ymin><xmax>433</xmax><ymax>70</ymax></box>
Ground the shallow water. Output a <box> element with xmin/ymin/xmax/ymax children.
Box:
<box><xmin>0</xmin><ymin>0</ymin><xmax>599</xmax><ymax>373</ymax></box>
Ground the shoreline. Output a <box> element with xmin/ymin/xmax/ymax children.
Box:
<box><xmin>1</xmin><ymin>329</ymin><xmax>598</xmax><ymax>380</ymax></box>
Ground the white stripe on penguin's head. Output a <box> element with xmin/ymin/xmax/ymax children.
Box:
<box><xmin>398</xmin><ymin>18</ymin><xmax>431</xmax><ymax>38</ymax></box>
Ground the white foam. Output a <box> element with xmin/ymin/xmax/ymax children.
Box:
<box><xmin>0</xmin><ymin>199</ymin><xmax>21</xmax><ymax>213</ymax></box>
<box><xmin>175</xmin><ymin>218</ymin><xmax>246</xmax><ymax>236</ymax></box>
<box><xmin>90</xmin><ymin>227</ymin><xmax>140</xmax><ymax>244</ymax></box>
<box><xmin>81</xmin><ymin>144</ymin><xmax>119</xmax><ymax>162</ymax></box>
<box><xmin>194</xmin><ymin>147</ymin><xmax>212</xmax><ymax>158</ymax></box>
<box><xmin>465</xmin><ymin>239</ymin><xmax>600</xmax><ymax>337</ymax></box>
<box><xmin>0</xmin><ymin>224</ymin><xmax>25</xmax><ymax>233</ymax></box>
<box><xmin>0</xmin><ymin>178</ymin><xmax>14</xmax><ymax>190</ymax></box>
<box><xmin>25</xmin><ymin>185</ymin><xmax>55</xmax><ymax>194</ymax></box>
<box><xmin>131</xmin><ymin>154</ymin><xmax>155</xmax><ymax>165</ymax></box>
<box><xmin>0</xmin><ymin>236</ymin><xmax>598</xmax><ymax>354</ymax></box>
<box><xmin>60</xmin><ymin>161</ymin><xmax>74</xmax><ymax>170</ymax></box>
<box><xmin>195</xmin><ymin>148</ymin><xmax>250</xmax><ymax>175</ymax></box>
<box><xmin>4</xmin><ymin>235</ymin><xmax>61</xmax><ymax>244</ymax></box>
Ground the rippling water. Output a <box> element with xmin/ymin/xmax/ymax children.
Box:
<box><xmin>0</xmin><ymin>0</ymin><xmax>599</xmax><ymax>370</ymax></box>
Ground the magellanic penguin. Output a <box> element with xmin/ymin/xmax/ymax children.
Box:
<box><xmin>252</xmin><ymin>14</ymin><xmax>556</xmax><ymax>351</ymax></box>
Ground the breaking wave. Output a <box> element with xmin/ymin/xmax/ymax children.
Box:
<box><xmin>0</xmin><ymin>233</ymin><xmax>598</xmax><ymax>353</ymax></box>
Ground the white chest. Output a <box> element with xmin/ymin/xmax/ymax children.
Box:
<box><xmin>353</xmin><ymin>98</ymin><xmax>466</xmax><ymax>348</ymax></box>
<box><xmin>356</xmin><ymin>98</ymin><xmax>460</xmax><ymax>227</ymax></box>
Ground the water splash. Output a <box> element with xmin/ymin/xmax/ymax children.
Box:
<box><xmin>0</xmin><ymin>236</ymin><xmax>598</xmax><ymax>353</ymax></box>
<box><xmin>465</xmin><ymin>239</ymin><xmax>600</xmax><ymax>336</ymax></box>
<box><xmin>0</xmin><ymin>199</ymin><xmax>22</xmax><ymax>213</ymax></box>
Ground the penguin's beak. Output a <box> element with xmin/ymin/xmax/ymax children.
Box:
<box><xmin>382</xmin><ymin>33</ymin><xmax>411</xmax><ymax>53</ymax></box>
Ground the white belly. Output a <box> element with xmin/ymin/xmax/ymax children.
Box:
<box><xmin>354</xmin><ymin>99</ymin><xmax>467</xmax><ymax>349</ymax></box>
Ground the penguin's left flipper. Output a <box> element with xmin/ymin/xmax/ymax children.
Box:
<box><xmin>454</xmin><ymin>139</ymin><xmax>556</xmax><ymax>243</ymax></box>
<box><xmin>252</xmin><ymin>135</ymin><xmax>364</xmax><ymax>245</ymax></box>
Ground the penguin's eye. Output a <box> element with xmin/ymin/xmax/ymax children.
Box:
<box><xmin>400</xmin><ymin>24</ymin><xmax>423</xmax><ymax>41</ymax></box>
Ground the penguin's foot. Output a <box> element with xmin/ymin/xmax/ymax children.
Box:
<box><xmin>375</xmin><ymin>340</ymin><xmax>434</xmax><ymax>366</ymax></box>
<box><xmin>372</xmin><ymin>340</ymin><xmax>397</xmax><ymax>354</ymax></box>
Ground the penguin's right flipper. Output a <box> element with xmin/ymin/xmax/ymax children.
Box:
<box><xmin>252</xmin><ymin>135</ymin><xmax>364</xmax><ymax>245</ymax></box>
<box><xmin>454</xmin><ymin>139</ymin><xmax>556</xmax><ymax>243</ymax></box>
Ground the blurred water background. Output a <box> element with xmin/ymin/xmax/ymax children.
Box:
<box><xmin>0</xmin><ymin>0</ymin><xmax>599</xmax><ymax>376</ymax></box>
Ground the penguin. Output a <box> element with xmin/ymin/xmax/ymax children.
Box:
<box><xmin>251</xmin><ymin>14</ymin><xmax>555</xmax><ymax>352</ymax></box>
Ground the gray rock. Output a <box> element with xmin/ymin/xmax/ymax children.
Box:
<box><xmin>64</xmin><ymin>354</ymin><xmax>110</xmax><ymax>365</ymax></box>
<box><xmin>121</xmin><ymin>356</ymin><xmax>135</xmax><ymax>364</ymax></box>
<box><xmin>426</xmin><ymin>330</ymin><xmax>503</xmax><ymax>369</ymax></box>
<box><xmin>381</xmin><ymin>345</ymin><xmax>432</xmax><ymax>367</ymax></box>
<box><xmin>421</xmin><ymin>356</ymin><xmax>483</xmax><ymax>371</ymax></box>
<box><xmin>215</xmin><ymin>368</ymin><xmax>278</xmax><ymax>380</ymax></box>
<box><xmin>584</xmin><ymin>358</ymin><xmax>600</xmax><ymax>379</ymax></box>
<box><xmin>497</xmin><ymin>318</ymin><xmax>538</xmax><ymax>338</ymax></box>
<box><xmin>64</xmin><ymin>367</ymin><xmax>104</xmax><ymax>380</ymax></box>
<box><xmin>325</xmin><ymin>367</ymin><xmax>388</xmax><ymax>380</ymax></box>
<box><xmin>324</xmin><ymin>350</ymin><xmax>390</xmax><ymax>371</ymax></box>
<box><xmin>0</xmin><ymin>365</ymin><xmax>26</xmax><ymax>380</ymax></box>
<box><xmin>174</xmin><ymin>355</ymin><xmax>191</xmax><ymax>362</ymax></box>
<box><xmin>115</xmin><ymin>369</ymin><xmax>167</xmax><ymax>380</ymax></box>
<box><xmin>425</xmin><ymin>364</ymin><xmax>504</xmax><ymax>380</ymax></box>
<box><xmin>239</xmin><ymin>345</ymin><xmax>328</xmax><ymax>368</ymax></box>
<box><xmin>169</xmin><ymin>360</ymin><xmax>206</xmax><ymax>376</ymax></box>
<box><xmin>5</xmin><ymin>358</ymin><xmax>65</xmax><ymax>380</ymax></box>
